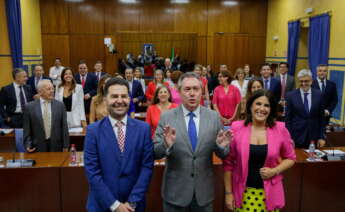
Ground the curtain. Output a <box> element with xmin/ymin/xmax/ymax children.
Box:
<box><xmin>287</xmin><ymin>20</ymin><xmax>300</xmax><ymax>76</ymax></box>
<box><xmin>5</xmin><ymin>0</ymin><xmax>23</xmax><ymax>68</ymax></box>
<box><xmin>308</xmin><ymin>14</ymin><xmax>330</xmax><ymax>78</ymax></box>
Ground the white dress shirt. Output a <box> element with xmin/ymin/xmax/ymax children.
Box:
<box><xmin>49</xmin><ymin>66</ymin><xmax>64</xmax><ymax>86</ymax></box>
<box><xmin>13</xmin><ymin>82</ymin><xmax>27</xmax><ymax>113</ymax></box>
<box><xmin>316</xmin><ymin>77</ymin><xmax>327</xmax><ymax>90</ymax></box>
<box><xmin>39</xmin><ymin>98</ymin><xmax>52</xmax><ymax>139</ymax></box>
<box><xmin>127</xmin><ymin>80</ymin><xmax>133</xmax><ymax>94</ymax></box>
<box><xmin>107</xmin><ymin>114</ymin><xmax>128</xmax><ymax>212</ymax></box>
<box><xmin>231</xmin><ymin>80</ymin><xmax>249</xmax><ymax>98</ymax></box>
<box><xmin>181</xmin><ymin>104</ymin><xmax>200</xmax><ymax>136</ymax></box>
<box><xmin>300</xmin><ymin>88</ymin><xmax>312</xmax><ymax>111</ymax></box>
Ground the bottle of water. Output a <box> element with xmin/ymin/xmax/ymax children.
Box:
<box><xmin>308</xmin><ymin>141</ymin><xmax>316</xmax><ymax>160</ymax></box>
<box><xmin>70</xmin><ymin>144</ymin><xmax>77</xmax><ymax>166</ymax></box>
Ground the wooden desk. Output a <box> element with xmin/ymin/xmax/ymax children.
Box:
<box><xmin>0</xmin><ymin>149</ymin><xmax>345</xmax><ymax>212</ymax></box>
<box><xmin>0</xmin><ymin>152</ymin><xmax>69</xmax><ymax>212</ymax></box>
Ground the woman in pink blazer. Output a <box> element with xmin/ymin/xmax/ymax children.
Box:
<box><xmin>223</xmin><ymin>90</ymin><xmax>296</xmax><ymax>212</ymax></box>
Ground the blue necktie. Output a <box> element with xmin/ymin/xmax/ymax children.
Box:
<box><xmin>321</xmin><ymin>80</ymin><xmax>325</xmax><ymax>92</ymax></box>
<box><xmin>188</xmin><ymin>112</ymin><xmax>197</xmax><ymax>151</ymax></box>
<box><xmin>264</xmin><ymin>79</ymin><xmax>269</xmax><ymax>90</ymax></box>
<box><xmin>304</xmin><ymin>92</ymin><xmax>309</xmax><ymax>113</ymax></box>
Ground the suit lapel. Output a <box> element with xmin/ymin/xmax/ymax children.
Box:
<box><xmin>195</xmin><ymin>107</ymin><xmax>206</xmax><ymax>153</ymax></box>
<box><xmin>35</xmin><ymin>100</ymin><xmax>45</xmax><ymax>130</ymax></box>
<box><xmin>121</xmin><ymin>117</ymin><xmax>136</xmax><ymax>171</ymax></box>
<box><xmin>176</xmin><ymin>106</ymin><xmax>193</xmax><ymax>153</ymax></box>
<box><xmin>310</xmin><ymin>90</ymin><xmax>318</xmax><ymax>115</ymax></box>
<box><xmin>295</xmin><ymin>90</ymin><xmax>307</xmax><ymax>116</ymax></box>
<box><xmin>9</xmin><ymin>84</ymin><xmax>17</xmax><ymax>105</ymax></box>
<box><xmin>241</xmin><ymin>124</ymin><xmax>251</xmax><ymax>179</ymax></box>
<box><xmin>103</xmin><ymin>117</ymin><xmax>122</xmax><ymax>163</ymax></box>
<box><xmin>50</xmin><ymin>100</ymin><xmax>57</xmax><ymax>134</ymax></box>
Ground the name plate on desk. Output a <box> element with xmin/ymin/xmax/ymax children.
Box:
<box><xmin>6</xmin><ymin>159</ymin><xmax>36</xmax><ymax>168</ymax></box>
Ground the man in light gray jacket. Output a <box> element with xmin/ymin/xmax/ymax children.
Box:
<box><xmin>154</xmin><ymin>72</ymin><xmax>231</xmax><ymax>212</ymax></box>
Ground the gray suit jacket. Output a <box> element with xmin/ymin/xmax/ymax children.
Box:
<box><xmin>154</xmin><ymin>105</ymin><xmax>229</xmax><ymax>207</ymax></box>
<box><xmin>23</xmin><ymin>99</ymin><xmax>69</xmax><ymax>152</ymax></box>
<box><xmin>276</xmin><ymin>74</ymin><xmax>295</xmax><ymax>98</ymax></box>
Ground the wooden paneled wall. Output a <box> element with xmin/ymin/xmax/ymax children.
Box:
<box><xmin>40</xmin><ymin>0</ymin><xmax>267</xmax><ymax>75</ymax></box>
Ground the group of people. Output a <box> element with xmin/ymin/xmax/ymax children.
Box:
<box><xmin>84</xmin><ymin>71</ymin><xmax>295</xmax><ymax>212</ymax></box>
<box><xmin>0</xmin><ymin>56</ymin><xmax>339</xmax><ymax>211</ymax></box>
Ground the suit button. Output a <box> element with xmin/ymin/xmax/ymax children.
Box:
<box><xmin>191</xmin><ymin>173</ymin><xmax>194</xmax><ymax>177</ymax></box>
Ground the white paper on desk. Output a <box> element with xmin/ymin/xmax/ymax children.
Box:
<box><xmin>69</xmin><ymin>127</ymin><xmax>83</xmax><ymax>133</ymax></box>
<box><xmin>304</xmin><ymin>149</ymin><xmax>326</xmax><ymax>157</ymax></box>
<box><xmin>0</xmin><ymin>128</ymin><xmax>14</xmax><ymax>134</ymax></box>
<box><xmin>323</xmin><ymin>150</ymin><xmax>345</xmax><ymax>155</ymax></box>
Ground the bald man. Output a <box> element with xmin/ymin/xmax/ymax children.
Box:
<box><xmin>23</xmin><ymin>80</ymin><xmax>69</xmax><ymax>152</ymax></box>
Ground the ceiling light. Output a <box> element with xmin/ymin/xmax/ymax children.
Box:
<box><xmin>171</xmin><ymin>0</ymin><xmax>189</xmax><ymax>4</ymax></box>
<box><xmin>222</xmin><ymin>1</ymin><xmax>238</xmax><ymax>7</ymax></box>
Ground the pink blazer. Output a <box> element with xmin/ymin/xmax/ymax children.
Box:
<box><xmin>223</xmin><ymin>120</ymin><xmax>296</xmax><ymax>211</ymax></box>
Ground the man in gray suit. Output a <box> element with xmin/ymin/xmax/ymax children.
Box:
<box><xmin>154</xmin><ymin>72</ymin><xmax>231</xmax><ymax>212</ymax></box>
<box><xmin>23</xmin><ymin>80</ymin><xmax>69</xmax><ymax>152</ymax></box>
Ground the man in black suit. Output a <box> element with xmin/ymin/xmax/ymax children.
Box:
<box><xmin>312</xmin><ymin>64</ymin><xmax>338</xmax><ymax>125</ymax></box>
<box><xmin>27</xmin><ymin>65</ymin><xmax>52</xmax><ymax>98</ymax></box>
<box><xmin>23</xmin><ymin>79</ymin><xmax>69</xmax><ymax>152</ymax></box>
<box><xmin>93</xmin><ymin>60</ymin><xmax>106</xmax><ymax>83</ymax></box>
<box><xmin>0</xmin><ymin>68</ymin><xmax>33</xmax><ymax>128</ymax></box>
<box><xmin>74</xmin><ymin>61</ymin><xmax>97</xmax><ymax>114</ymax></box>
<box><xmin>260</xmin><ymin>63</ymin><xmax>281</xmax><ymax>103</ymax></box>
<box><xmin>125</xmin><ymin>68</ymin><xmax>144</xmax><ymax>112</ymax></box>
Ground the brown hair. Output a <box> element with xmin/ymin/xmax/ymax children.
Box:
<box><xmin>59</xmin><ymin>67</ymin><xmax>76</xmax><ymax>93</ymax></box>
<box><xmin>234</xmin><ymin>68</ymin><xmax>245</xmax><ymax>80</ymax></box>
<box><xmin>95</xmin><ymin>74</ymin><xmax>112</xmax><ymax>105</ymax></box>
<box><xmin>152</xmin><ymin>85</ymin><xmax>172</xmax><ymax>105</ymax></box>
<box><xmin>220</xmin><ymin>71</ymin><xmax>233</xmax><ymax>84</ymax></box>
<box><xmin>245</xmin><ymin>79</ymin><xmax>264</xmax><ymax>99</ymax></box>
<box><xmin>171</xmin><ymin>70</ymin><xmax>183</xmax><ymax>84</ymax></box>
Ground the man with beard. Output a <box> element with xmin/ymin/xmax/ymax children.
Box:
<box><xmin>84</xmin><ymin>78</ymin><xmax>154</xmax><ymax>212</ymax></box>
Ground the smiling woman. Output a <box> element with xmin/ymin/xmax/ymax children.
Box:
<box><xmin>223</xmin><ymin>90</ymin><xmax>296</xmax><ymax>212</ymax></box>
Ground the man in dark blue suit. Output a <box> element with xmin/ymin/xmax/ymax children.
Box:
<box><xmin>75</xmin><ymin>61</ymin><xmax>98</xmax><ymax>114</ymax></box>
<box><xmin>260</xmin><ymin>63</ymin><xmax>281</xmax><ymax>103</ymax></box>
<box><xmin>84</xmin><ymin>78</ymin><xmax>153</xmax><ymax>212</ymax></box>
<box><xmin>0</xmin><ymin>68</ymin><xmax>33</xmax><ymax>128</ymax></box>
<box><xmin>93</xmin><ymin>61</ymin><xmax>107</xmax><ymax>84</ymax></box>
<box><xmin>125</xmin><ymin>68</ymin><xmax>144</xmax><ymax>112</ymax></box>
<box><xmin>27</xmin><ymin>65</ymin><xmax>52</xmax><ymax>97</ymax></box>
<box><xmin>311</xmin><ymin>64</ymin><xmax>338</xmax><ymax>125</ymax></box>
<box><xmin>286</xmin><ymin>69</ymin><xmax>326</xmax><ymax>148</ymax></box>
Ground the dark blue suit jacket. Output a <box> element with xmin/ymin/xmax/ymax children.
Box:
<box><xmin>130</xmin><ymin>80</ymin><xmax>144</xmax><ymax>111</ymax></box>
<box><xmin>312</xmin><ymin>79</ymin><xmax>338</xmax><ymax>114</ymax></box>
<box><xmin>262</xmin><ymin>77</ymin><xmax>281</xmax><ymax>103</ymax></box>
<box><xmin>94</xmin><ymin>71</ymin><xmax>107</xmax><ymax>84</ymax></box>
<box><xmin>285</xmin><ymin>89</ymin><xmax>325</xmax><ymax>146</ymax></box>
<box><xmin>84</xmin><ymin>117</ymin><xmax>154</xmax><ymax>212</ymax></box>
<box><xmin>27</xmin><ymin>76</ymin><xmax>52</xmax><ymax>95</ymax></box>
<box><xmin>0</xmin><ymin>83</ymin><xmax>33</xmax><ymax>119</ymax></box>
<box><xmin>74</xmin><ymin>73</ymin><xmax>98</xmax><ymax>97</ymax></box>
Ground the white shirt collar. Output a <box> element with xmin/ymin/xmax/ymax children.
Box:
<box><xmin>181</xmin><ymin>104</ymin><xmax>200</xmax><ymax>118</ymax></box>
<box><xmin>300</xmin><ymin>88</ymin><xmax>311</xmax><ymax>94</ymax></box>
<box><xmin>39</xmin><ymin>97</ymin><xmax>51</xmax><ymax>104</ymax></box>
<box><xmin>13</xmin><ymin>82</ymin><xmax>21</xmax><ymax>88</ymax></box>
<box><xmin>317</xmin><ymin>77</ymin><xmax>326</xmax><ymax>83</ymax></box>
<box><xmin>108</xmin><ymin>115</ymin><xmax>128</xmax><ymax>127</ymax></box>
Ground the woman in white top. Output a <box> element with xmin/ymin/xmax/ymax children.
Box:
<box><xmin>55</xmin><ymin>67</ymin><xmax>86</xmax><ymax>129</ymax></box>
<box><xmin>231</xmin><ymin>67</ymin><xmax>249</xmax><ymax>98</ymax></box>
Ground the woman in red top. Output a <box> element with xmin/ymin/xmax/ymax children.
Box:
<box><xmin>213</xmin><ymin>70</ymin><xmax>241</xmax><ymax>126</ymax></box>
<box><xmin>145</xmin><ymin>69</ymin><xmax>169</xmax><ymax>103</ymax></box>
<box><xmin>145</xmin><ymin>85</ymin><xmax>178</xmax><ymax>137</ymax></box>
<box><xmin>194</xmin><ymin>64</ymin><xmax>210</xmax><ymax>107</ymax></box>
